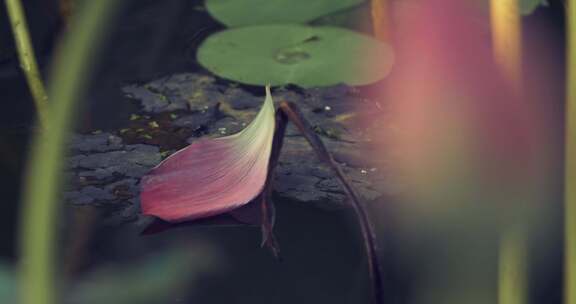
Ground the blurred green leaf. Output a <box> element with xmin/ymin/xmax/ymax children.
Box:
<box><xmin>197</xmin><ymin>24</ymin><xmax>394</xmax><ymax>88</ymax></box>
<box><xmin>205</xmin><ymin>0</ymin><xmax>364</xmax><ymax>27</ymax></box>
<box><xmin>0</xmin><ymin>247</ymin><xmax>221</xmax><ymax>304</ymax></box>
<box><xmin>0</xmin><ymin>263</ymin><xmax>15</xmax><ymax>303</ymax></box>
<box><xmin>69</xmin><ymin>246</ymin><xmax>221</xmax><ymax>304</ymax></box>
<box><xmin>520</xmin><ymin>0</ymin><xmax>548</xmax><ymax>15</ymax></box>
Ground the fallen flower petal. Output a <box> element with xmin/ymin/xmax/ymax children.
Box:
<box><xmin>140</xmin><ymin>88</ymin><xmax>383</xmax><ymax>303</ymax></box>
<box><xmin>141</xmin><ymin>86</ymin><xmax>275</xmax><ymax>223</ymax></box>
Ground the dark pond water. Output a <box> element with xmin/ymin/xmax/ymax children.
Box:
<box><xmin>0</xmin><ymin>0</ymin><xmax>569</xmax><ymax>303</ymax></box>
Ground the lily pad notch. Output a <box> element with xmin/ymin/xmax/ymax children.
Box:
<box><xmin>141</xmin><ymin>87</ymin><xmax>384</xmax><ymax>304</ymax></box>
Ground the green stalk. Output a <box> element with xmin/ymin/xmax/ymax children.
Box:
<box><xmin>565</xmin><ymin>1</ymin><xmax>576</xmax><ymax>303</ymax></box>
<box><xmin>18</xmin><ymin>1</ymin><xmax>118</xmax><ymax>304</ymax></box>
<box><xmin>489</xmin><ymin>1</ymin><xmax>528</xmax><ymax>303</ymax></box>
<box><xmin>498</xmin><ymin>226</ymin><xmax>527</xmax><ymax>304</ymax></box>
<box><xmin>5</xmin><ymin>0</ymin><xmax>49</xmax><ymax>129</ymax></box>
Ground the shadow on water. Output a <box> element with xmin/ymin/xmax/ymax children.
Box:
<box><xmin>122</xmin><ymin>199</ymin><xmax>373</xmax><ymax>303</ymax></box>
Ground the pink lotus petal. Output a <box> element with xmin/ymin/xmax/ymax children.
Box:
<box><xmin>141</xmin><ymin>87</ymin><xmax>276</xmax><ymax>223</ymax></box>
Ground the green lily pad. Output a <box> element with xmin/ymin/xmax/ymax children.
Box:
<box><xmin>520</xmin><ymin>0</ymin><xmax>547</xmax><ymax>15</ymax></box>
<box><xmin>196</xmin><ymin>25</ymin><xmax>394</xmax><ymax>88</ymax></box>
<box><xmin>310</xmin><ymin>1</ymin><xmax>372</xmax><ymax>33</ymax></box>
<box><xmin>205</xmin><ymin>0</ymin><xmax>364</xmax><ymax>27</ymax></box>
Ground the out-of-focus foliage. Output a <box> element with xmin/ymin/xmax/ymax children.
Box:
<box><xmin>565</xmin><ymin>0</ymin><xmax>576</xmax><ymax>303</ymax></box>
<box><xmin>205</xmin><ymin>0</ymin><xmax>364</xmax><ymax>27</ymax></box>
<box><xmin>520</xmin><ymin>0</ymin><xmax>548</xmax><ymax>15</ymax></box>
<box><xmin>18</xmin><ymin>1</ymin><xmax>119</xmax><ymax>304</ymax></box>
<box><xmin>197</xmin><ymin>24</ymin><xmax>393</xmax><ymax>87</ymax></box>
<box><xmin>0</xmin><ymin>247</ymin><xmax>221</xmax><ymax>304</ymax></box>
<box><xmin>369</xmin><ymin>0</ymin><xmax>557</xmax><ymax>302</ymax></box>
<box><xmin>0</xmin><ymin>263</ymin><xmax>15</xmax><ymax>303</ymax></box>
<box><xmin>384</xmin><ymin>0</ymin><xmax>554</xmax><ymax>231</ymax></box>
<box><xmin>68</xmin><ymin>246</ymin><xmax>221</xmax><ymax>304</ymax></box>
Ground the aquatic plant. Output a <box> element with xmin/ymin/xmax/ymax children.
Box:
<box><xmin>141</xmin><ymin>87</ymin><xmax>383</xmax><ymax>303</ymax></box>
<box><xmin>5</xmin><ymin>0</ymin><xmax>49</xmax><ymax>128</ymax></box>
<box><xmin>17</xmin><ymin>1</ymin><xmax>119</xmax><ymax>304</ymax></box>
<box><xmin>490</xmin><ymin>1</ymin><xmax>527</xmax><ymax>304</ymax></box>
<box><xmin>197</xmin><ymin>24</ymin><xmax>393</xmax><ymax>87</ymax></box>
<box><xmin>566</xmin><ymin>1</ymin><xmax>576</xmax><ymax>303</ymax></box>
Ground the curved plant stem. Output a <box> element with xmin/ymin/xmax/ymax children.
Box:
<box><xmin>498</xmin><ymin>225</ymin><xmax>527</xmax><ymax>304</ymax></box>
<box><xmin>18</xmin><ymin>1</ymin><xmax>118</xmax><ymax>304</ymax></box>
<box><xmin>490</xmin><ymin>0</ymin><xmax>523</xmax><ymax>91</ymax></box>
<box><xmin>5</xmin><ymin>0</ymin><xmax>49</xmax><ymax>128</ymax></box>
<box><xmin>490</xmin><ymin>1</ymin><xmax>527</xmax><ymax>304</ymax></box>
<box><xmin>565</xmin><ymin>1</ymin><xmax>576</xmax><ymax>303</ymax></box>
<box><xmin>279</xmin><ymin>101</ymin><xmax>384</xmax><ymax>304</ymax></box>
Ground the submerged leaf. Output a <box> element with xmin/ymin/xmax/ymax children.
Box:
<box><xmin>141</xmin><ymin>87</ymin><xmax>275</xmax><ymax>222</ymax></box>
<box><xmin>205</xmin><ymin>0</ymin><xmax>363</xmax><ymax>27</ymax></box>
<box><xmin>197</xmin><ymin>24</ymin><xmax>394</xmax><ymax>87</ymax></box>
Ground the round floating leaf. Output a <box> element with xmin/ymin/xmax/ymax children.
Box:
<box><xmin>310</xmin><ymin>1</ymin><xmax>372</xmax><ymax>33</ymax></box>
<box><xmin>197</xmin><ymin>25</ymin><xmax>394</xmax><ymax>88</ymax></box>
<box><xmin>205</xmin><ymin>0</ymin><xmax>364</xmax><ymax>27</ymax></box>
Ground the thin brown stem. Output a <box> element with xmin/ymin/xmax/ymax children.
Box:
<box><xmin>278</xmin><ymin>101</ymin><xmax>384</xmax><ymax>304</ymax></box>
